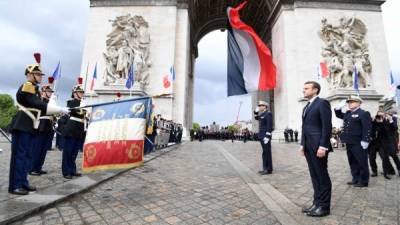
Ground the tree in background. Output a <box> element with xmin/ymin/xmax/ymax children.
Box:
<box><xmin>192</xmin><ymin>122</ymin><xmax>200</xmax><ymax>132</ymax></box>
<box><xmin>0</xmin><ymin>94</ymin><xmax>17</xmax><ymax>129</ymax></box>
<box><xmin>227</xmin><ymin>125</ymin><xmax>239</xmax><ymax>134</ymax></box>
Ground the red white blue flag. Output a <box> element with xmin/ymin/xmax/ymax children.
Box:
<box><xmin>227</xmin><ymin>0</ymin><xmax>276</xmax><ymax>96</ymax></box>
<box><xmin>90</xmin><ymin>63</ymin><xmax>97</xmax><ymax>91</ymax></box>
<box><xmin>82</xmin><ymin>97</ymin><xmax>152</xmax><ymax>172</ymax></box>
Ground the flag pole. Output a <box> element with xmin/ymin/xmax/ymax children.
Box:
<box><xmin>83</xmin><ymin>62</ymin><xmax>90</xmax><ymax>92</ymax></box>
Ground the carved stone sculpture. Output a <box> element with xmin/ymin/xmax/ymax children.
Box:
<box><xmin>319</xmin><ymin>17</ymin><xmax>372</xmax><ymax>89</ymax></box>
<box><xmin>103</xmin><ymin>14</ymin><xmax>151</xmax><ymax>87</ymax></box>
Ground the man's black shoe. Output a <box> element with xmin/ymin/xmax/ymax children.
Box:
<box><xmin>72</xmin><ymin>173</ymin><xmax>82</xmax><ymax>177</ymax></box>
<box><xmin>29</xmin><ymin>171</ymin><xmax>41</xmax><ymax>176</ymax></box>
<box><xmin>9</xmin><ymin>188</ymin><xmax>29</xmax><ymax>195</ymax></box>
<box><xmin>23</xmin><ymin>185</ymin><xmax>37</xmax><ymax>192</ymax></box>
<box><xmin>371</xmin><ymin>172</ymin><xmax>377</xmax><ymax>177</ymax></box>
<box><xmin>353</xmin><ymin>183</ymin><xmax>368</xmax><ymax>188</ymax></box>
<box><xmin>301</xmin><ymin>204</ymin><xmax>316</xmax><ymax>214</ymax></box>
<box><xmin>64</xmin><ymin>175</ymin><xmax>73</xmax><ymax>179</ymax></box>
<box><xmin>306</xmin><ymin>207</ymin><xmax>330</xmax><ymax>217</ymax></box>
<box><xmin>346</xmin><ymin>181</ymin><xmax>355</xmax><ymax>185</ymax></box>
<box><xmin>39</xmin><ymin>170</ymin><xmax>48</xmax><ymax>175</ymax></box>
<box><xmin>258</xmin><ymin>170</ymin><xmax>272</xmax><ymax>175</ymax></box>
<box><xmin>384</xmin><ymin>174</ymin><xmax>391</xmax><ymax>180</ymax></box>
<box><xmin>258</xmin><ymin>170</ymin><xmax>266</xmax><ymax>174</ymax></box>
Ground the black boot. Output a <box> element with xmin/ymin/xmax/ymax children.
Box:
<box><xmin>383</xmin><ymin>174</ymin><xmax>391</xmax><ymax>180</ymax></box>
<box><xmin>371</xmin><ymin>171</ymin><xmax>378</xmax><ymax>177</ymax></box>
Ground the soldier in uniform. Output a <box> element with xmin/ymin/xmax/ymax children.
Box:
<box><xmin>335</xmin><ymin>95</ymin><xmax>372</xmax><ymax>187</ymax></box>
<box><xmin>29</xmin><ymin>78</ymin><xmax>56</xmax><ymax>176</ymax></box>
<box><xmin>254</xmin><ymin>100</ymin><xmax>273</xmax><ymax>175</ymax></box>
<box><xmin>9</xmin><ymin>62</ymin><xmax>67</xmax><ymax>195</ymax></box>
<box><xmin>61</xmin><ymin>80</ymin><xmax>86</xmax><ymax>179</ymax></box>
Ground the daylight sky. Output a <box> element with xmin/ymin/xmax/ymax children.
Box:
<box><xmin>0</xmin><ymin>0</ymin><xmax>398</xmax><ymax>127</ymax></box>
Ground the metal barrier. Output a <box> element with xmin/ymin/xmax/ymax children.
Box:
<box><xmin>155</xmin><ymin>129</ymin><xmax>171</xmax><ymax>149</ymax></box>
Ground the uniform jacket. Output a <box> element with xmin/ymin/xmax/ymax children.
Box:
<box><xmin>334</xmin><ymin>107</ymin><xmax>372</xmax><ymax>145</ymax></box>
<box><xmin>375</xmin><ymin>119</ymin><xmax>397</xmax><ymax>154</ymax></box>
<box><xmin>301</xmin><ymin>97</ymin><xmax>333</xmax><ymax>152</ymax></box>
<box><xmin>10</xmin><ymin>81</ymin><xmax>47</xmax><ymax>134</ymax></box>
<box><xmin>38</xmin><ymin>98</ymin><xmax>55</xmax><ymax>134</ymax></box>
<box><xmin>255</xmin><ymin>110</ymin><xmax>273</xmax><ymax>140</ymax></box>
<box><xmin>62</xmin><ymin>99</ymin><xmax>86</xmax><ymax>139</ymax></box>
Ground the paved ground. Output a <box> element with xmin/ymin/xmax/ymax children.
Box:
<box><xmin>0</xmin><ymin>138</ymin><xmax>83</xmax><ymax>203</ymax></box>
<box><xmin>2</xmin><ymin>139</ymin><xmax>400</xmax><ymax>225</ymax></box>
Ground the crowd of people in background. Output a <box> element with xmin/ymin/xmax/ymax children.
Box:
<box><xmin>189</xmin><ymin>126</ymin><xmax>259</xmax><ymax>142</ymax></box>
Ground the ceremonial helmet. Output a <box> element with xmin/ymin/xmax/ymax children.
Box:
<box><xmin>346</xmin><ymin>95</ymin><xmax>363</xmax><ymax>103</ymax></box>
<box><xmin>25</xmin><ymin>53</ymin><xmax>44</xmax><ymax>76</ymax></box>
<box><xmin>41</xmin><ymin>77</ymin><xmax>54</xmax><ymax>93</ymax></box>
<box><xmin>71</xmin><ymin>77</ymin><xmax>84</xmax><ymax>97</ymax></box>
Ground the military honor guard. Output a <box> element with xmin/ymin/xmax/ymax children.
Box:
<box><xmin>9</xmin><ymin>54</ymin><xmax>68</xmax><ymax>195</ymax></box>
<box><xmin>335</xmin><ymin>95</ymin><xmax>372</xmax><ymax>187</ymax></box>
<box><xmin>61</xmin><ymin>78</ymin><xmax>86</xmax><ymax>179</ymax></box>
<box><xmin>300</xmin><ymin>81</ymin><xmax>332</xmax><ymax>217</ymax></box>
<box><xmin>254</xmin><ymin>100</ymin><xmax>273</xmax><ymax>175</ymax></box>
<box><xmin>29</xmin><ymin>77</ymin><xmax>56</xmax><ymax>176</ymax></box>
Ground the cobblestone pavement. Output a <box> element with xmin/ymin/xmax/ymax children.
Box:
<box><xmin>227</xmin><ymin>141</ymin><xmax>400</xmax><ymax>225</ymax></box>
<box><xmin>6</xmin><ymin>140</ymin><xmax>400</xmax><ymax>225</ymax></box>
<box><xmin>0</xmin><ymin>137</ymin><xmax>83</xmax><ymax>204</ymax></box>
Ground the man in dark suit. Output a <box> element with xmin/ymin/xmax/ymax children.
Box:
<box><xmin>300</xmin><ymin>81</ymin><xmax>332</xmax><ymax>217</ymax></box>
<box><xmin>254</xmin><ymin>100</ymin><xmax>273</xmax><ymax>174</ymax></box>
<box><xmin>334</xmin><ymin>95</ymin><xmax>372</xmax><ymax>187</ymax></box>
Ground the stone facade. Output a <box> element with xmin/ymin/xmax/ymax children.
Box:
<box><xmin>81</xmin><ymin>3</ymin><xmax>191</xmax><ymax>135</ymax></box>
<box><xmin>272</xmin><ymin>1</ymin><xmax>390</xmax><ymax>136</ymax></box>
<box><xmin>82</xmin><ymin>0</ymin><xmax>389</xmax><ymax>137</ymax></box>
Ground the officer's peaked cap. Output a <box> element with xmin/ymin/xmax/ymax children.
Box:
<box><xmin>346</xmin><ymin>95</ymin><xmax>362</xmax><ymax>103</ymax></box>
<box><xmin>258</xmin><ymin>100</ymin><xmax>269</xmax><ymax>106</ymax></box>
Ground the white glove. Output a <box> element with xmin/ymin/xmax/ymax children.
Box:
<box><xmin>48</xmin><ymin>95</ymin><xmax>58</xmax><ymax>106</ymax></box>
<box><xmin>360</xmin><ymin>141</ymin><xmax>369</xmax><ymax>149</ymax></box>
<box><xmin>263</xmin><ymin>137</ymin><xmax>270</xmax><ymax>144</ymax></box>
<box><xmin>254</xmin><ymin>107</ymin><xmax>259</xmax><ymax>115</ymax></box>
<box><xmin>335</xmin><ymin>99</ymin><xmax>347</xmax><ymax>110</ymax></box>
<box><xmin>46</xmin><ymin>104</ymin><xmax>69</xmax><ymax>115</ymax></box>
<box><xmin>80</xmin><ymin>99</ymin><xmax>87</xmax><ymax>107</ymax></box>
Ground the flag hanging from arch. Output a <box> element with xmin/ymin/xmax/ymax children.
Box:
<box><xmin>227</xmin><ymin>0</ymin><xmax>276</xmax><ymax>96</ymax></box>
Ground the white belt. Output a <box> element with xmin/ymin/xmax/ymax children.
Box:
<box><xmin>70</xmin><ymin>117</ymin><xmax>84</xmax><ymax>123</ymax></box>
<box><xmin>40</xmin><ymin>116</ymin><xmax>53</xmax><ymax>121</ymax></box>
<box><xmin>17</xmin><ymin>103</ymin><xmax>41</xmax><ymax>129</ymax></box>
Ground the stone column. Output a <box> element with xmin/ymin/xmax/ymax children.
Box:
<box><xmin>172</xmin><ymin>5</ymin><xmax>191</xmax><ymax>136</ymax></box>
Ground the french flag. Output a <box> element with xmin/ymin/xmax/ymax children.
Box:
<box><xmin>227</xmin><ymin>1</ymin><xmax>276</xmax><ymax>96</ymax></box>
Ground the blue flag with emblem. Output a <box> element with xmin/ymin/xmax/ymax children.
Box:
<box><xmin>83</xmin><ymin>96</ymin><xmax>152</xmax><ymax>172</ymax></box>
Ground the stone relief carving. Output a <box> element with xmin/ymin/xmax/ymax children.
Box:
<box><xmin>319</xmin><ymin>17</ymin><xmax>371</xmax><ymax>89</ymax></box>
<box><xmin>103</xmin><ymin>14</ymin><xmax>151</xmax><ymax>87</ymax></box>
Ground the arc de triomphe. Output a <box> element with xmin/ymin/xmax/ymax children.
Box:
<box><xmin>80</xmin><ymin>0</ymin><xmax>390</xmax><ymax>137</ymax></box>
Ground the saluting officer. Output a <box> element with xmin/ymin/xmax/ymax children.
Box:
<box><xmin>9</xmin><ymin>61</ymin><xmax>67</xmax><ymax>195</ymax></box>
<box><xmin>335</xmin><ymin>95</ymin><xmax>372</xmax><ymax>187</ymax></box>
<box><xmin>29</xmin><ymin>78</ymin><xmax>56</xmax><ymax>176</ymax></box>
<box><xmin>254</xmin><ymin>100</ymin><xmax>273</xmax><ymax>175</ymax></box>
<box><xmin>61</xmin><ymin>80</ymin><xmax>86</xmax><ymax>179</ymax></box>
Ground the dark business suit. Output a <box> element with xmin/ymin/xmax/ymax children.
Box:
<box><xmin>301</xmin><ymin>97</ymin><xmax>332</xmax><ymax>210</ymax></box>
